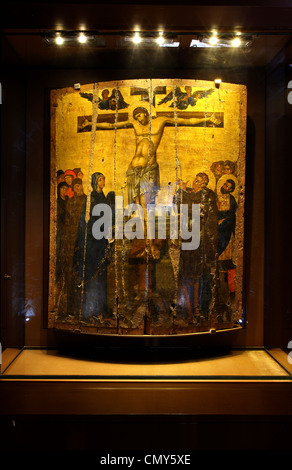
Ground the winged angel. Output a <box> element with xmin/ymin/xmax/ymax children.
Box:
<box><xmin>158</xmin><ymin>86</ymin><xmax>214</xmax><ymax>110</ymax></box>
<box><xmin>80</xmin><ymin>88</ymin><xmax>129</xmax><ymax>111</ymax></box>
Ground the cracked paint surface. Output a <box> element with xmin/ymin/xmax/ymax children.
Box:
<box><xmin>49</xmin><ymin>79</ymin><xmax>246</xmax><ymax>336</ymax></box>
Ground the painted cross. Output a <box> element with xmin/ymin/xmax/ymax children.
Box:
<box><xmin>78</xmin><ymin>86</ymin><xmax>224</xmax><ymax>132</ymax></box>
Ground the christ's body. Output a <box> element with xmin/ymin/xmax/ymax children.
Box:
<box><xmin>95</xmin><ymin>106</ymin><xmax>221</xmax><ymax>258</ymax></box>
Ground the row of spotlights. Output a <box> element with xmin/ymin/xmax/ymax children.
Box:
<box><xmin>131</xmin><ymin>31</ymin><xmax>242</xmax><ymax>47</ymax></box>
<box><xmin>209</xmin><ymin>31</ymin><xmax>242</xmax><ymax>47</ymax></box>
<box><xmin>55</xmin><ymin>32</ymin><xmax>165</xmax><ymax>46</ymax></box>
<box><xmin>132</xmin><ymin>32</ymin><xmax>165</xmax><ymax>46</ymax></box>
<box><xmin>56</xmin><ymin>32</ymin><xmax>88</xmax><ymax>45</ymax></box>
<box><xmin>53</xmin><ymin>31</ymin><xmax>243</xmax><ymax>47</ymax></box>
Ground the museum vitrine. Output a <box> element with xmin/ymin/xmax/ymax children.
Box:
<box><xmin>1</xmin><ymin>2</ymin><xmax>292</xmax><ymax>393</ymax></box>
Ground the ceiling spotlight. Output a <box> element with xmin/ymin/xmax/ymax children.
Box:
<box><xmin>78</xmin><ymin>33</ymin><xmax>87</xmax><ymax>44</ymax></box>
<box><xmin>55</xmin><ymin>35</ymin><xmax>64</xmax><ymax>45</ymax></box>
<box><xmin>132</xmin><ymin>32</ymin><xmax>142</xmax><ymax>44</ymax></box>
<box><xmin>209</xmin><ymin>34</ymin><xmax>219</xmax><ymax>46</ymax></box>
<box><xmin>232</xmin><ymin>37</ymin><xmax>241</xmax><ymax>47</ymax></box>
<box><xmin>156</xmin><ymin>33</ymin><xmax>165</xmax><ymax>46</ymax></box>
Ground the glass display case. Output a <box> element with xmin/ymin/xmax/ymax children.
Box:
<box><xmin>1</xmin><ymin>0</ymin><xmax>292</xmax><ymax>452</ymax></box>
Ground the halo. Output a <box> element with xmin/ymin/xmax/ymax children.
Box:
<box><xmin>216</xmin><ymin>174</ymin><xmax>238</xmax><ymax>202</ymax></box>
<box><xmin>186</xmin><ymin>166</ymin><xmax>217</xmax><ymax>192</ymax></box>
<box><xmin>129</xmin><ymin>101</ymin><xmax>157</xmax><ymax>119</ymax></box>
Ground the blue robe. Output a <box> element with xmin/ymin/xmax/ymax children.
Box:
<box><xmin>217</xmin><ymin>193</ymin><xmax>237</xmax><ymax>256</ymax></box>
<box><xmin>74</xmin><ymin>186</ymin><xmax>114</xmax><ymax>321</ymax></box>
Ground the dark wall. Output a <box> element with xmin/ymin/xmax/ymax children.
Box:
<box><xmin>265</xmin><ymin>42</ymin><xmax>292</xmax><ymax>348</ymax></box>
<box><xmin>1</xmin><ymin>70</ymin><xmax>26</xmax><ymax>348</ymax></box>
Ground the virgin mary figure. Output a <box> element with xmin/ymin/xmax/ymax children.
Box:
<box><xmin>74</xmin><ymin>172</ymin><xmax>115</xmax><ymax>322</ymax></box>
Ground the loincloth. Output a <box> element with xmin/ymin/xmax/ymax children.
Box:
<box><xmin>126</xmin><ymin>162</ymin><xmax>160</xmax><ymax>204</ymax></box>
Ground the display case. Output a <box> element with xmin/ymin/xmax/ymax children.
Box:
<box><xmin>1</xmin><ymin>1</ymin><xmax>292</xmax><ymax>452</ymax></box>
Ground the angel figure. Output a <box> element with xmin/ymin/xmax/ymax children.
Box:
<box><xmin>80</xmin><ymin>88</ymin><xmax>129</xmax><ymax>110</ymax></box>
<box><xmin>158</xmin><ymin>86</ymin><xmax>214</xmax><ymax>110</ymax></box>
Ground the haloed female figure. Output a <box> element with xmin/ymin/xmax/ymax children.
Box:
<box><xmin>56</xmin><ymin>181</ymin><xmax>69</xmax><ymax>282</ymax></box>
<box><xmin>74</xmin><ymin>172</ymin><xmax>115</xmax><ymax>322</ymax></box>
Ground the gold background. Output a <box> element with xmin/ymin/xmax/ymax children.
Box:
<box><xmin>49</xmin><ymin>78</ymin><xmax>246</xmax><ymax>332</ymax></box>
<box><xmin>54</xmin><ymin>79</ymin><xmax>243</xmax><ymax>203</ymax></box>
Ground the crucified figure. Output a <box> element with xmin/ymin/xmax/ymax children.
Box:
<box><xmin>95</xmin><ymin>106</ymin><xmax>221</xmax><ymax>258</ymax></box>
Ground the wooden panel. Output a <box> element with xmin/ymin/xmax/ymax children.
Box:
<box><xmin>49</xmin><ymin>78</ymin><xmax>247</xmax><ymax>337</ymax></box>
